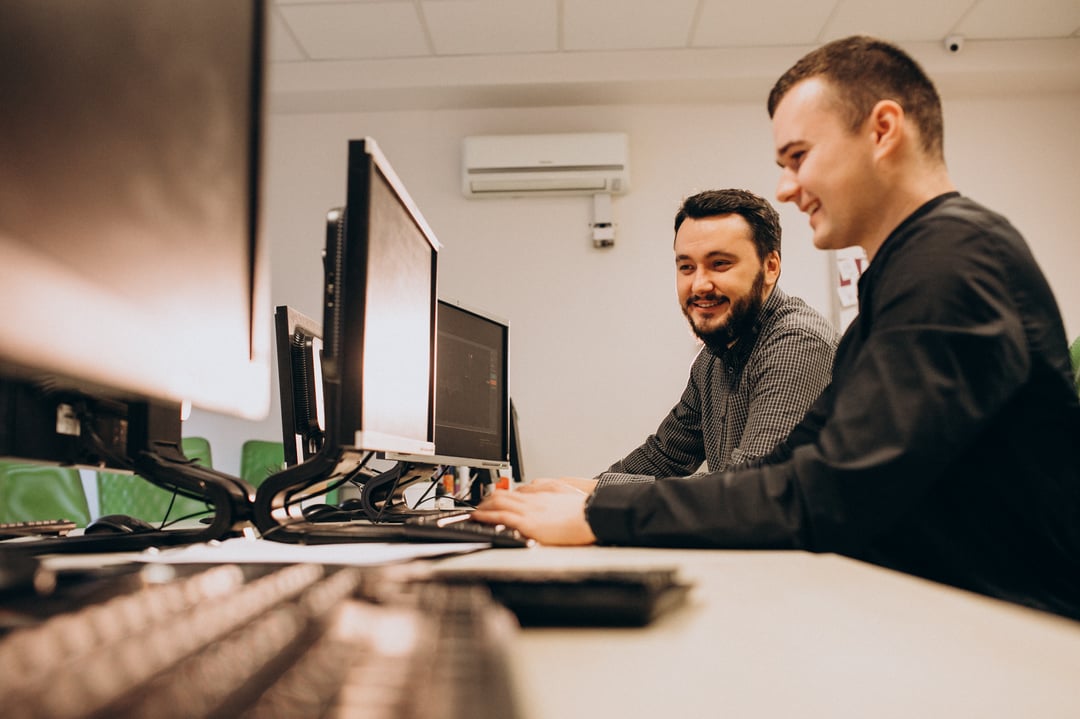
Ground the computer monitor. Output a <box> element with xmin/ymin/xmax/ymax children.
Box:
<box><xmin>320</xmin><ymin>138</ymin><xmax>440</xmax><ymax>458</ymax></box>
<box><xmin>265</xmin><ymin>297</ymin><xmax>509</xmax><ymax>524</ymax></box>
<box><xmin>388</xmin><ymin>299</ymin><xmax>510</xmax><ymax>471</ymax></box>
<box><xmin>253</xmin><ymin>139</ymin><xmax>440</xmax><ymax>534</ymax></box>
<box><xmin>508</xmin><ymin>397</ymin><xmax>526</xmax><ymax>483</ymax></box>
<box><xmin>274</xmin><ymin>306</ymin><xmax>325</xmax><ymax>467</ymax></box>
<box><xmin>275</xmin><ymin>299</ymin><xmax>509</xmax><ymax>471</ymax></box>
<box><xmin>0</xmin><ymin>1</ymin><xmax>270</xmax><ymax>462</ymax></box>
<box><xmin>0</xmin><ymin>1</ymin><xmax>268</xmax><ymax>548</ymax></box>
<box><xmin>433</xmin><ymin>299</ymin><xmax>511</xmax><ymax>469</ymax></box>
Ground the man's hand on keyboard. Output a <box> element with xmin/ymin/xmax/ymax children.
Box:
<box><xmin>516</xmin><ymin>476</ymin><xmax>598</xmax><ymax>495</ymax></box>
<box><xmin>472</xmin><ymin>483</ymin><xmax>597</xmax><ymax>546</ymax></box>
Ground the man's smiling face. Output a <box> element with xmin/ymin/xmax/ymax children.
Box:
<box><xmin>773</xmin><ymin>77</ymin><xmax>881</xmax><ymax>255</ymax></box>
<box><xmin>674</xmin><ymin>213</ymin><xmax>778</xmax><ymax>350</ymax></box>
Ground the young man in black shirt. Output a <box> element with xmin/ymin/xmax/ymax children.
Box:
<box><xmin>474</xmin><ymin>36</ymin><xmax>1080</xmax><ymax>620</ymax></box>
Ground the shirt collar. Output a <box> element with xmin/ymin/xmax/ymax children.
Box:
<box><xmin>864</xmin><ymin>191</ymin><xmax>960</xmax><ymax>283</ymax></box>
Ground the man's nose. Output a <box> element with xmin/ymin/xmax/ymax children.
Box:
<box><xmin>776</xmin><ymin>170</ymin><xmax>798</xmax><ymax>205</ymax></box>
<box><xmin>691</xmin><ymin>269</ymin><xmax>714</xmax><ymax>295</ymax></box>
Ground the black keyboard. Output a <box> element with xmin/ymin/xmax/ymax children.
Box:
<box><xmin>402</xmin><ymin>511</ymin><xmax>535</xmax><ymax>548</ymax></box>
<box><xmin>435</xmin><ymin>567</ymin><xmax>692</xmax><ymax>627</ymax></box>
<box><xmin>0</xmin><ymin>563</ymin><xmax>522</xmax><ymax>719</ymax></box>
<box><xmin>0</xmin><ymin>519</ymin><xmax>77</xmax><ymax>541</ymax></box>
<box><xmin>262</xmin><ymin>511</ymin><xmax>534</xmax><ymax>549</ymax></box>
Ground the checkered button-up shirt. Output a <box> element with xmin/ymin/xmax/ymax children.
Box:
<box><xmin>598</xmin><ymin>287</ymin><xmax>837</xmax><ymax>487</ymax></box>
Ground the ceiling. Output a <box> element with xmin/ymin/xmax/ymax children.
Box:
<box><xmin>266</xmin><ymin>0</ymin><xmax>1080</xmax><ymax>113</ymax></box>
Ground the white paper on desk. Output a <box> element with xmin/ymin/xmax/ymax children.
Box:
<box><xmin>134</xmin><ymin>537</ymin><xmax>489</xmax><ymax>566</ymax></box>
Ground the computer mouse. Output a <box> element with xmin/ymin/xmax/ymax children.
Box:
<box><xmin>338</xmin><ymin>498</ymin><xmax>366</xmax><ymax>513</ymax></box>
<box><xmin>301</xmin><ymin>504</ymin><xmax>356</xmax><ymax>523</ymax></box>
<box><xmin>84</xmin><ymin>514</ymin><xmax>159</xmax><ymax>535</ymax></box>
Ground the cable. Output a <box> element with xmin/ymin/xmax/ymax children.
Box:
<box><xmin>410</xmin><ymin>469</ymin><xmax>444</xmax><ymax>509</ymax></box>
<box><xmin>160</xmin><ymin>507</ymin><xmax>214</xmax><ymax>530</ymax></box>
<box><xmin>360</xmin><ymin>462</ymin><xmax>409</xmax><ymax>523</ymax></box>
<box><xmin>280</xmin><ymin>451</ymin><xmax>374</xmax><ymax>516</ymax></box>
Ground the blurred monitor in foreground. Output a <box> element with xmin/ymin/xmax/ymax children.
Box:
<box><xmin>0</xmin><ymin>1</ymin><xmax>270</xmax><ymax>471</ymax></box>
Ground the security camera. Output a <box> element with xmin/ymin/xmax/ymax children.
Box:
<box><xmin>944</xmin><ymin>34</ymin><xmax>964</xmax><ymax>54</ymax></box>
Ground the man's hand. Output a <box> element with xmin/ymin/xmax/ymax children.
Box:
<box><xmin>472</xmin><ymin>484</ymin><xmax>597</xmax><ymax>546</ymax></box>
<box><xmin>517</xmin><ymin>476</ymin><xmax>598</xmax><ymax>495</ymax></box>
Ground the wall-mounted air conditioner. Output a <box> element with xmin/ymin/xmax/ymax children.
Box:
<box><xmin>462</xmin><ymin>132</ymin><xmax>630</xmax><ymax>198</ymax></box>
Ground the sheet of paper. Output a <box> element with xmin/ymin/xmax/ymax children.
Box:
<box><xmin>40</xmin><ymin>537</ymin><xmax>489</xmax><ymax>571</ymax></box>
<box><xmin>142</xmin><ymin>537</ymin><xmax>489</xmax><ymax>565</ymax></box>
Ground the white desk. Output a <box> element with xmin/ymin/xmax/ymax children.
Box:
<box><xmin>435</xmin><ymin>547</ymin><xmax>1080</xmax><ymax>719</ymax></box>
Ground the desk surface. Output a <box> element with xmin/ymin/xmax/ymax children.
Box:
<box><xmin>435</xmin><ymin>547</ymin><xmax>1080</xmax><ymax>719</ymax></box>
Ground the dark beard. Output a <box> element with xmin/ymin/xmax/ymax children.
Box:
<box><xmin>686</xmin><ymin>269</ymin><xmax>767</xmax><ymax>354</ymax></box>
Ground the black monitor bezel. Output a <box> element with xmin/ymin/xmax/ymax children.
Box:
<box><xmin>273</xmin><ymin>305</ymin><xmax>325</xmax><ymax>467</ymax></box>
<box><xmin>320</xmin><ymin>138</ymin><xmax>439</xmax><ymax>458</ymax></box>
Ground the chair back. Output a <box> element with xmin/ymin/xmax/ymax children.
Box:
<box><xmin>242</xmin><ymin>439</ymin><xmax>337</xmax><ymax>503</ymax></box>
<box><xmin>240</xmin><ymin>439</ymin><xmax>285</xmax><ymax>488</ymax></box>
<box><xmin>96</xmin><ymin>436</ymin><xmax>214</xmax><ymax>525</ymax></box>
<box><xmin>0</xmin><ymin>462</ymin><xmax>92</xmax><ymax>527</ymax></box>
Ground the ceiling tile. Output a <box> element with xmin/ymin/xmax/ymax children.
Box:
<box><xmin>955</xmin><ymin>0</ymin><xmax>1080</xmax><ymax>39</ymax></box>
<box><xmin>821</xmin><ymin>0</ymin><xmax>972</xmax><ymax>42</ymax></box>
<box><xmin>267</xmin><ymin>0</ymin><xmax>1080</xmax><ymax>112</ymax></box>
<box><xmin>279</xmin><ymin>2</ymin><xmax>430</xmax><ymax>60</ymax></box>
<box><xmin>268</xmin><ymin>9</ymin><xmax>306</xmax><ymax>62</ymax></box>
<box><xmin>693</xmin><ymin>0</ymin><xmax>838</xmax><ymax>47</ymax></box>
<box><xmin>421</xmin><ymin>0</ymin><xmax>557</xmax><ymax>55</ymax></box>
<box><xmin>563</xmin><ymin>0</ymin><xmax>699</xmax><ymax>51</ymax></box>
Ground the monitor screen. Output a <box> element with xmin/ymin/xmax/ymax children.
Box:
<box><xmin>321</xmin><ymin>139</ymin><xmax>439</xmax><ymax>457</ymax></box>
<box><xmin>383</xmin><ymin>299</ymin><xmax>510</xmax><ymax>470</ymax></box>
<box><xmin>274</xmin><ymin>306</ymin><xmax>325</xmax><ymax>467</ymax></box>
<box><xmin>428</xmin><ymin>299</ymin><xmax>510</xmax><ymax>469</ymax></box>
<box><xmin>0</xmin><ymin>1</ymin><xmax>270</xmax><ymax>422</ymax></box>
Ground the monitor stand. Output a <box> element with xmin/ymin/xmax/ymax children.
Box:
<box><xmin>0</xmin><ymin>383</ymin><xmax>256</xmax><ymax>554</ymax></box>
<box><xmin>251</xmin><ymin>444</ymin><xmax>400</xmax><ymax>543</ymax></box>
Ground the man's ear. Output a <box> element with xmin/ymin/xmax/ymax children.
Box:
<box><xmin>763</xmin><ymin>250</ymin><xmax>781</xmax><ymax>286</ymax></box>
<box><xmin>868</xmin><ymin>99</ymin><xmax>904</xmax><ymax>160</ymax></box>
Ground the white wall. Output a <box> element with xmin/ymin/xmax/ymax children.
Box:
<box><xmin>185</xmin><ymin>91</ymin><xmax>1080</xmax><ymax>480</ymax></box>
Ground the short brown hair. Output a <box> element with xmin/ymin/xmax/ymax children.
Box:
<box><xmin>767</xmin><ymin>36</ymin><xmax>945</xmax><ymax>161</ymax></box>
<box><xmin>674</xmin><ymin>189</ymin><xmax>781</xmax><ymax>261</ymax></box>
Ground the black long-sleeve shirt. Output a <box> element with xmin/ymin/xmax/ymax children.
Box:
<box><xmin>586</xmin><ymin>193</ymin><xmax>1080</xmax><ymax>619</ymax></box>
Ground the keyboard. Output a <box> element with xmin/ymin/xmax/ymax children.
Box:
<box><xmin>402</xmin><ymin>511</ymin><xmax>535</xmax><ymax>548</ymax></box>
<box><xmin>263</xmin><ymin>511</ymin><xmax>534</xmax><ymax>549</ymax></box>
<box><xmin>0</xmin><ymin>519</ymin><xmax>77</xmax><ymax>541</ymax></box>
<box><xmin>0</xmin><ymin>563</ymin><xmax>522</xmax><ymax>719</ymax></box>
<box><xmin>435</xmin><ymin>567</ymin><xmax>692</xmax><ymax>627</ymax></box>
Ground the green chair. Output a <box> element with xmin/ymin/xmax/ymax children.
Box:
<box><xmin>242</xmin><ymin>439</ymin><xmax>337</xmax><ymax>503</ymax></box>
<box><xmin>96</xmin><ymin>436</ymin><xmax>214</xmax><ymax>525</ymax></box>
<box><xmin>0</xmin><ymin>461</ymin><xmax>92</xmax><ymax>527</ymax></box>
<box><xmin>239</xmin><ymin>439</ymin><xmax>285</xmax><ymax>488</ymax></box>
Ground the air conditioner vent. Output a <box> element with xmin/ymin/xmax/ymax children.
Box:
<box><xmin>462</xmin><ymin>133</ymin><xmax>630</xmax><ymax>198</ymax></box>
